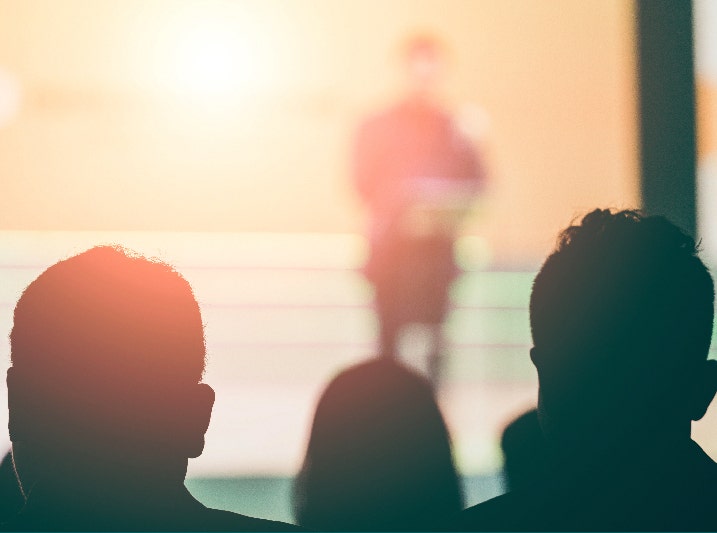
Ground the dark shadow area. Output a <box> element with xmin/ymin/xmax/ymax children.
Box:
<box><xmin>0</xmin><ymin>451</ymin><xmax>24</xmax><ymax>523</ymax></box>
<box><xmin>500</xmin><ymin>409</ymin><xmax>550</xmax><ymax>493</ymax></box>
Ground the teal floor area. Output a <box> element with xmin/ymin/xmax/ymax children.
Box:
<box><xmin>186</xmin><ymin>474</ymin><xmax>505</xmax><ymax>525</ymax></box>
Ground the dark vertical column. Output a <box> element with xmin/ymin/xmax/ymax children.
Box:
<box><xmin>637</xmin><ymin>0</ymin><xmax>696</xmax><ymax>236</ymax></box>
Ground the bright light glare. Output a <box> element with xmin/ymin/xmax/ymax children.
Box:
<box><xmin>146</xmin><ymin>3</ymin><xmax>279</xmax><ymax>104</ymax></box>
<box><xmin>170</xmin><ymin>23</ymin><xmax>250</xmax><ymax>97</ymax></box>
<box><xmin>0</xmin><ymin>67</ymin><xmax>21</xmax><ymax>128</ymax></box>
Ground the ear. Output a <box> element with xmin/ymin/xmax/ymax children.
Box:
<box><xmin>185</xmin><ymin>383</ymin><xmax>215</xmax><ymax>458</ymax></box>
<box><xmin>689</xmin><ymin>359</ymin><xmax>717</xmax><ymax>421</ymax></box>
<box><xmin>530</xmin><ymin>347</ymin><xmax>543</xmax><ymax>368</ymax></box>
<box><xmin>530</xmin><ymin>347</ymin><xmax>537</xmax><ymax>363</ymax></box>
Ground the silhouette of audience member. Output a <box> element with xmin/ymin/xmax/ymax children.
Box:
<box><xmin>293</xmin><ymin>357</ymin><xmax>463</xmax><ymax>531</ymax></box>
<box><xmin>499</xmin><ymin>409</ymin><xmax>550</xmax><ymax>493</ymax></box>
<box><xmin>4</xmin><ymin>246</ymin><xmax>295</xmax><ymax>531</ymax></box>
<box><xmin>454</xmin><ymin>209</ymin><xmax>717</xmax><ymax>531</ymax></box>
<box><xmin>0</xmin><ymin>451</ymin><xmax>24</xmax><ymax>523</ymax></box>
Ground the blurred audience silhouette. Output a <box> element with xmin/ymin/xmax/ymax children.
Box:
<box><xmin>453</xmin><ymin>209</ymin><xmax>717</xmax><ymax>531</ymax></box>
<box><xmin>3</xmin><ymin>246</ymin><xmax>295</xmax><ymax>531</ymax></box>
<box><xmin>499</xmin><ymin>409</ymin><xmax>550</xmax><ymax>493</ymax></box>
<box><xmin>293</xmin><ymin>357</ymin><xmax>463</xmax><ymax>531</ymax></box>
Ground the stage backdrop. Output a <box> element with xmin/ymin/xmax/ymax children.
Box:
<box><xmin>0</xmin><ymin>0</ymin><xmax>638</xmax><ymax>265</ymax></box>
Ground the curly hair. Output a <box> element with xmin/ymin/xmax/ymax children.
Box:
<box><xmin>530</xmin><ymin>208</ymin><xmax>714</xmax><ymax>365</ymax></box>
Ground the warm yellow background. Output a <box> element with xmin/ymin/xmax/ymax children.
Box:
<box><xmin>0</xmin><ymin>0</ymin><xmax>638</xmax><ymax>265</ymax></box>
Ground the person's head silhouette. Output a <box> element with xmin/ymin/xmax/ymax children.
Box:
<box><xmin>529</xmin><ymin>209</ymin><xmax>717</xmax><ymax>454</ymax></box>
<box><xmin>7</xmin><ymin>246</ymin><xmax>216</xmax><ymax>525</ymax></box>
<box><xmin>293</xmin><ymin>358</ymin><xmax>463</xmax><ymax>531</ymax></box>
<box><xmin>500</xmin><ymin>409</ymin><xmax>549</xmax><ymax>492</ymax></box>
<box><xmin>453</xmin><ymin>210</ymin><xmax>717</xmax><ymax>532</ymax></box>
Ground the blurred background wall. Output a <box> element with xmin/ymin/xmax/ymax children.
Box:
<box><xmin>0</xmin><ymin>0</ymin><xmax>638</xmax><ymax>264</ymax></box>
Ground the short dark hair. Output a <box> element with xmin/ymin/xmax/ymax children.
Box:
<box><xmin>530</xmin><ymin>209</ymin><xmax>714</xmax><ymax>369</ymax></box>
<box><xmin>9</xmin><ymin>246</ymin><xmax>206</xmax><ymax>445</ymax></box>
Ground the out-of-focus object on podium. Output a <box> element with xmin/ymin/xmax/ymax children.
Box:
<box><xmin>401</xmin><ymin>176</ymin><xmax>479</xmax><ymax>238</ymax></box>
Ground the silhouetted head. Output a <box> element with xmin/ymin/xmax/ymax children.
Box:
<box><xmin>7</xmin><ymin>246</ymin><xmax>214</xmax><ymax>494</ymax></box>
<box><xmin>500</xmin><ymin>409</ymin><xmax>550</xmax><ymax>492</ymax></box>
<box><xmin>530</xmin><ymin>209</ymin><xmax>717</xmax><ymax>451</ymax></box>
<box><xmin>402</xmin><ymin>34</ymin><xmax>446</xmax><ymax>101</ymax></box>
<box><xmin>293</xmin><ymin>358</ymin><xmax>463</xmax><ymax>531</ymax></box>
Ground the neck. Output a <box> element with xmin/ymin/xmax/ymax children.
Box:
<box><xmin>22</xmin><ymin>474</ymin><xmax>200</xmax><ymax>531</ymax></box>
<box><xmin>548</xmin><ymin>422</ymin><xmax>694</xmax><ymax>479</ymax></box>
<box><xmin>23</xmin><ymin>451</ymin><xmax>190</xmax><ymax>511</ymax></box>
